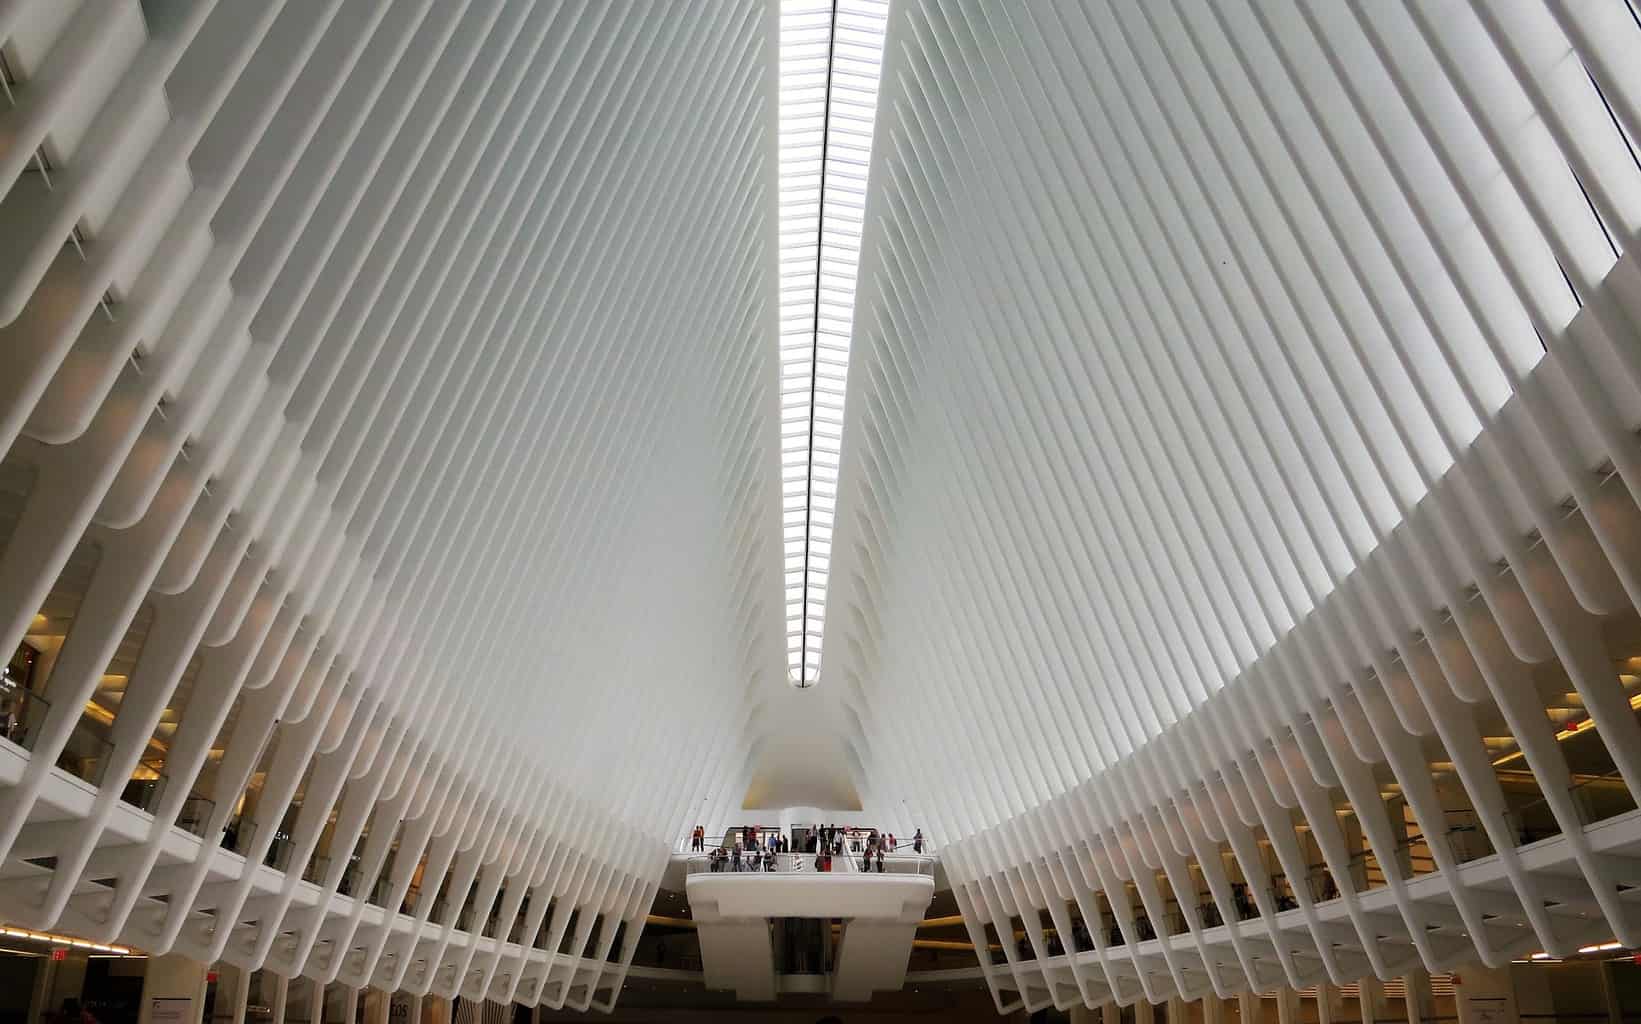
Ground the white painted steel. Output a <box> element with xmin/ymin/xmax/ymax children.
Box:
<box><xmin>0</xmin><ymin>0</ymin><xmax>781</xmax><ymax>1013</ymax></box>
<box><xmin>824</xmin><ymin>0</ymin><xmax>1641</xmax><ymax>1015</ymax></box>
<box><xmin>4</xmin><ymin>0</ymin><xmax>1641</xmax><ymax>1019</ymax></box>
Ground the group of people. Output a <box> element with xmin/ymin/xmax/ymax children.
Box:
<box><xmin>690</xmin><ymin>824</ymin><xmax>793</xmax><ymax>854</ymax></box>
<box><xmin>707</xmin><ymin>843</ymin><xmax>780</xmax><ymax>872</ymax></box>
<box><xmin>804</xmin><ymin>824</ymin><xmax>924</xmax><ymax>855</ymax></box>
<box><xmin>697</xmin><ymin>824</ymin><xmax>795</xmax><ymax>872</ymax></box>
<box><xmin>691</xmin><ymin>822</ymin><xmax>926</xmax><ymax>874</ymax></box>
<box><xmin>858</xmin><ymin>829</ymin><xmax>891</xmax><ymax>872</ymax></box>
<box><xmin>802</xmin><ymin>825</ymin><xmax>925</xmax><ymax>872</ymax></box>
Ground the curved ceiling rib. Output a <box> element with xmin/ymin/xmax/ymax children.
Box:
<box><xmin>2</xmin><ymin>0</ymin><xmax>1641</xmax><ymax>1018</ymax></box>
<box><xmin>0</xmin><ymin>0</ymin><xmax>782</xmax><ymax>1006</ymax></box>
<box><xmin>829</xmin><ymin>0</ymin><xmax>1641</xmax><ymax>1006</ymax></box>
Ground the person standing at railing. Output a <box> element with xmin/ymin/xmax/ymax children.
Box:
<box><xmin>912</xmin><ymin>829</ymin><xmax>924</xmax><ymax>854</ymax></box>
<box><xmin>876</xmin><ymin>848</ymin><xmax>885</xmax><ymax>873</ymax></box>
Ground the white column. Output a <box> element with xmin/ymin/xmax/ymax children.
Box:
<box><xmin>269</xmin><ymin>977</ymin><xmax>288</xmax><ymax>1024</ymax></box>
<box><xmin>1359</xmin><ymin>976</ymin><xmax>1389</xmax><ymax>1024</ymax></box>
<box><xmin>1315</xmin><ymin>983</ymin><xmax>1342</xmax><ymax>1024</ymax></box>
<box><xmin>137</xmin><ymin>955</ymin><xmax>211</xmax><ymax>1024</ymax></box>
<box><xmin>1404</xmin><ymin>970</ymin><xmax>1437</xmax><ymax>1024</ymax></box>
<box><xmin>1274</xmin><ymin>986</ymin><xmax>1300</xmax><ymax>1024</ymax></box>
<box><xmin>281</xmin><ymin>977</ymin><xmax>315</xmax><ymax>1024</ymax></box>
<box><xmin>1237</xmin><ymin>990</ymin><xmax>1261</xmax><ymax>1024</ymax></box>
<box><xmin>1202</xmin><ymin>993</ymin><xmax>1226</xmax><ymax>1024</ymax></box>
<box><xmin>218</xmin><ymin>965</ymin><xmax>250</xmax><ymax>1024</ymax></box>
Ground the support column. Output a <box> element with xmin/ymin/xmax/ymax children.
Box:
<box><xmin>214</xmin><ymin>964</ymin><xmax>249</xmax><ymax>1024</ymax></box>
<box><xmin>420</xmin><ymin>994</ymin><xmax>450</xmax><ymax>1024</ymax></box>
<box><xmin>1103</xmin><ymin>1001</ymin><xmax>1122</xmax><ymax>1024</ymax></box>
<box><xmin>1359</xmin><ymin>977</ymin><xmax>1390</xmax><ymax>1024</ymax></box>
<box><xmin>285</xmin><ymin>977</ymin><xmax>320</xmax><ymax>1024</ymax></box>
<box><xmin>269</xmin><ymin>976</ymin><xmax>288</xmax><ymax>1024</ymax></box>
<box><xmin>137</xmin><ymin>954</ymin><xmax>211</xmax><ymax>1024</ymax></box>
<box><xmin>1137</xmin><ymin>998</ymin><xmax>1157</xmax><ymax>1024</ymax></box>
<box><xmin>1315</xmin><ymin>982</ymin><xmax>1344</xmax><ymax>1024</ymax></box>
<box><xmin>1274</xmin><ymin>986</ymin><xmax>1300</xmax><ymax>1024</ymax></box>
<box><xmin>1071</xmin><ymin>1006</ymin><xmax>1099</xmax><ymax>1024</ymax></box>
<box><xmin>1201</xmin><ymin>993</ymin><xmax>1226</xmax><ymax>1024</ymax></box>
<box><xmin>1600</xmin><ymin>961</ymin><xmax>1624</xmax><ymax>1024</ymax></box>
<box><xmin>361</xmin><ymin>990</ymin><xmax>390</xmax><ymax>1024</ymax></box>
<box><xmin>1237</xmin><ymin>990</ymin><xmax>1260</xmax><ymax>1024</ymax></box>
<box><xmin>1168</xmin><ymin>994</ymin><xmax>1190</xmax><ymax>1024</ymax></box>
<box><xmin>26</xmin><ymin>952</ymin><xmax>57</xmax><ymax>1024</ymax></box>
<box><xmin>1404</xmin><ymin>969</ymin><xmax>1437</xmax><ymax>1024</ymax></box>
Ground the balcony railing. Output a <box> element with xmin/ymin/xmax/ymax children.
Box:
<box><xmin>686</xmin><ymin>852</ymin><xmax>935</xmax><ymax>876</ymax></box>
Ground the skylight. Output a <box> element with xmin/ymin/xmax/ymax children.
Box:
<box><xmin>779</xmin><ymin>0</ymin><xmax>888</xmax><ymax>688</ymax></box>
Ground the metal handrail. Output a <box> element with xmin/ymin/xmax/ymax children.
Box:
<box><xmin>687</xmin><ymin>852</ymin><xmax>811</xmax><ymax>874</ymax></box>
<box><xmin>685</xmin><ymin>851</ymin><xmax>935</xmax><ymax>876</ymax></box>
<box><xmin>677</xmin><ymin>827</ymin><xmax>932</xmax><ymax>855</ymax></box>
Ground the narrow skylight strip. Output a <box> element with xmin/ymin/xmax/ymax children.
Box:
<box><xmin>779</xmin><ymin>0</ymin><xmax>888</xmax><ymax>687</ymax></box>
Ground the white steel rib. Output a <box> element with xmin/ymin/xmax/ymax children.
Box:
<box><xmin>2</xmin><ymin>0</ymin><xmax>1641</xmax><ymax>1018</ymax></box>
<box><xmin>0</xmin><ymin>0</ymin><xmax>781</xmax><ymax>1010</ymax></box>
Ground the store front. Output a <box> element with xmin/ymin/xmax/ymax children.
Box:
<box><xmin>0</xmin><ymin>926</ymin><xmax>146</xmax><ymax>1024</ymax></box>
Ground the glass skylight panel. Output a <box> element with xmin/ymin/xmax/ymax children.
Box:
<box><xmin>779</xmin><ymin>0</ymin><xmax>888</xmax><ymax>687</ymax></box>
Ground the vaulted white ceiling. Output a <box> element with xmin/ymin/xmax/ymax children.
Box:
<box><xmin>1</xmin><ymin>0</ymin><xmax>1641</xmax><ymax>1012</ymax></box>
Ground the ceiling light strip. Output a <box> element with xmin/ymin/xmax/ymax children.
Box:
<box><xmin>779</xmin><ymin>0</ymin><xmax>888</xmax><ymax>687</ymax></box>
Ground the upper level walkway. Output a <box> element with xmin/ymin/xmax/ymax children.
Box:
<box><xmin>678</xmin><ymin>849</ymin><xmax>937</xmax><ymax>1002</ymax></box>
<box><xmin>0</xmin><ymin>743</ymin><xmax>647</xmax><ymax>1012</ymax></box>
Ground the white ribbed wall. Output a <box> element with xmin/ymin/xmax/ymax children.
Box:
<box><xmin>828</xmin><ymin>0</ymin><xmax>1641</xmax><ymax>1014</ymax></box>
<box><xmin>0</xmin><ymin>0</ymin><xmax>780</xmax><ymax>1011</ymax></box>
<box><xmin>8</xmin><ymin>0</ymin><xmax>1641</xmax><ymax>1019</ymax></box>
